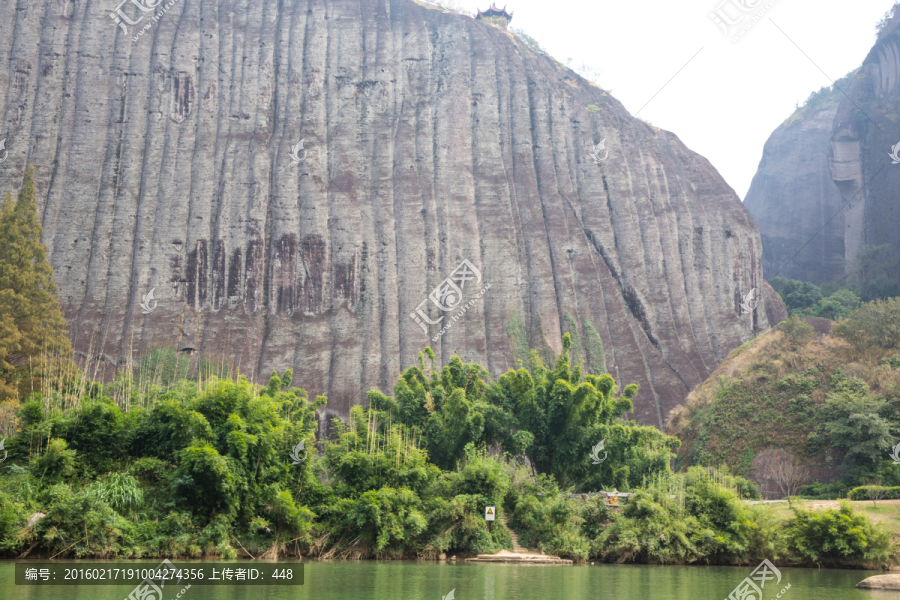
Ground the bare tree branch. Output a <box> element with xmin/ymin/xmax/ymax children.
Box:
<box><xmin>771</xmin><ymin>453</ymin><xmax>809</xmax><ymax>506</ymax></box>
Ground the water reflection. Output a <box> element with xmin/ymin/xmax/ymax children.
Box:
<box><xmin>0</xmin><ymin>560</ymin><xmax>886</xmax><ymax>600</ymax></box>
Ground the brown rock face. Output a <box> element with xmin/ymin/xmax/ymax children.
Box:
<box><xmin>0</xmin><ymin>0</ymin><xmax>779</xmax><ymax>427</ymax></box>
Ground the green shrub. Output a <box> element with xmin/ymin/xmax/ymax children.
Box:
<box><xmin>780</xmin><ymin>315</ymin><xmax>814</xmax><ymax>347</ymax></box>
<box><xmin>683</xmin><ymin>471</ymin><xmax>750</xmax><ymax>561</ymax></box>
<box><xmin>546</xmin><ymin>528</ymin><xmax>590</xmax><ymax>561</ymax></box>
<box><xmin>879</xmin><ymin>355</ymin><xmax>900</xmax><ymax>368</ymax></box>
<box><xmin>0</xmin><ymin>490</ymin><xmax>25</xmax><ymax>551</ymax></box>
<box><xmin>785</xmin><ymin>501</ymin><xmax>893</xmax><ymax>565</ymax></box>
<box><xmin>260</xmin><ymin>484</ymin><xmax>315</xmax><ymax>542</ymax></box>
<box><xmin>822</xmin><ymin>378</ymin><xmax>892</xmax><ymax>465</ymax></box>
<box><xmin>423</xmin><ymin>492</ymin><xmax>509</xmax><ymax>556</ymax></box>
<box><xmin>31</xmin><ymin>439</ymin><xmax>77</xmax><ymax>482</ymax></box>
<box><xmin>506</xmin><ymin>474</ymin><xmax>588</xmax><ymax>560</ymax></box>
<box><xmin>38</xmin><ymin>485</ymin><xmax>133</xmax><ymax>557</ymax></box>
<box><xmin>732</xmin><ymin>475</ymin><xmax>762</xmax><ymax>500</ymax></box>
<box><xmin>741</xmin><ymin>503</ymin><xmax>786</xmax><ymax>561</ymax></box>
<box><xmin>128</xmin><ymin>457</ymin><xmax>176</xmax><ymax>512</ymax></box>
<box><xmin>65</xmin><ymin>399</ymin><xmax>134</xmax><ymax>472</ymax></box>
<box><xmin>832</xmin><ymin>297</ymin><xmax>900</xmax><ymax>351</ymax></box>
<box><xmin>90</xmin><ymin>472</ymin><xmax>144</xmax><ymax>514</ymax></box>
<box><xmin>332</xmin><ymin>486</ymin><xmax>427</xmax><ymax>556</ymax></box>
<box><xmin>596</xmin><ymin>468</ymin><xmax>773</xmax><ymax>564</ymax></box>
<box><xmin>510</xmin><ymin>28</ymin><xmax>543</xmax><ymax>53</ymax></box>
<box><xmin>579</xmin><ymin>495</ymin><xmax>611</xmax><ymax>558</ymax></box>
<box><xmin>805</xmin><ymin>289</ymin><xmax>860</xmax><ymax>320</ymax></box>
<box><xmin>848</xmin><ymin>485</ymin><xmax>900</xmax><ymax>501</ymax></box>
<box><xmin>770</xmin><ymin>277</ymin><xmax>823</xmax><ymax>314</ymax></box>
<box><xmin>143</xmin><ymin>511</ymin><xmax>200</xmax><ymax>557</ymax></box>
<box><xmin>132</xmin><ymin>400</ymin><xmax>214</xmax><ymax>461</ymax></box>
<box><xmin>579</xmin><ymin>495</ymin><xmax>611</xmax><ymax>539</ymax></box>
<box><xmin>450</xmin><ymin>445</ymin><xmax>510</xmax><ymax>507</ymax></box>
<box><xmin>800</xmin><ymin>482</ymin><xmax>850</xmax><ymax>499</ymax></box>
<box><xmin>510</xmin><ymin>493</ymin><xmax>587</xmax><ymax>560</ymax></box>
<box><xmin>599</xmin><ymin>490</ymin><xmax>696</xmax><ymax>563</ymax></box>
<box><xmin>172</xmin><ymin>445</ymin><xmax>237</xmax><ymax>519</ymax></box>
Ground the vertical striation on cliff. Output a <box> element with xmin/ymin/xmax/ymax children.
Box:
<box><xmin>828</xmin><ymin>12</ymin><xmax>900</xmax><ymax>275</ymax></box>
<box><xmin>0</xmin><ymin>0</ymin><xmax>779</xmax><ymax>427</ymax></box>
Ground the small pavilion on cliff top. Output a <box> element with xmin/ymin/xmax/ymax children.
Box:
<box><xmin>476</xmin><ymin>4</ymin><xmax>513</xmax><ymax>28</ymax></box>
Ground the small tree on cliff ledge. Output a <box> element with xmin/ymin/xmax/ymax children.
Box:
<box><xmin>0</xmin><ymin>166</ymin><xmax>72</xmax><ymax>400</ymax></box>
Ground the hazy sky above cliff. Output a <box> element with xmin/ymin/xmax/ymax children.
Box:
<box><xmin>451</xmin><ymin>0</ymin><xmax>896</xmax><ymax>200</ymax></box>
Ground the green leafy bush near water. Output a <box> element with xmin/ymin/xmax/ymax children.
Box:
<box><xmin>786</xmin><ymin>503</ymin><xmax>893</xmax><ymax>566</ymax></box>
<box><xmin>0</xmin><ymin>337</ymin><xmax>893</xmax><ymax>567</ymax></box>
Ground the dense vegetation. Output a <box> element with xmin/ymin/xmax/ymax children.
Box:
<box><xmin>1</xmin><ymin>344</ymin><xmax>894</xmax><ymax>567</ymax></box>
<box><xmin>770</xmin><ymin>245</ymin><xmax>899</xmax><ymax>316</ymax></box>
<box><xmin>0</xmin><ymin>332</ymin><xmax>892</xmax><ymax>567</ymax></box>
<box><xmin>770</xmin><ymin>276</ymin><xmax>861</xmax><ymax>318</ymax></box>
<box><xmin>669</xmin><ymin>297</ymin><xmax>900</xmax><ymax>500</ymax></box>
<box><xmin>0</xmin><ymin>338</ymin><xmax>680</xmax><ymax>561</ymax></box>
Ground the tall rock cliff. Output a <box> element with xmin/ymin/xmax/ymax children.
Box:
<box><xmin>829</xmin><ymin>12</ymin><xmax>900</xmax><ymax>281</ymax></box>
<box><xmin>746</xmin><ymin>8</ymin><xmax>900</xmax><ymax>291</ymax></box>
<box><xmin>743</xmin><ymin>80</ymin><xmax>851</xmax><ymax>284</ymax></box>
<box><xmin>0</xmin><ymin>0</ymin><xmax>780</xmax><ymax>428</ymax></box>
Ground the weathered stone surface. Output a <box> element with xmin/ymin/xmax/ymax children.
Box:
<box><xmin>828</xmin><ymin>13</ymin><xmax>900</xmax><ymax>269</ymax></box>
<box><xmin>744</xmin><ymin>100</ymin><xmax>846</xmax><ymax>283</ymax></box>
<box><xmin>856</xmin><ymin>574</ymin><xmax>900</xmax><ymax>590</ymax></box>
<box><xmin>0</xmin><ymin>0</ymin><xmax>780</xmax><ymax>427</ymax></box>
<box><xmin>762</xmin><ymin>280</ymin><xmax>788</xmax><ymax>327</ymax></box>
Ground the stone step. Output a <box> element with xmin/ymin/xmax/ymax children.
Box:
<box><xmin>499</xmin><ymin>515</ymin><xmax>527</xmax><ymax>553</ymax></box>
<box><xmin>465</xmin><ymin>550</ymin><xmax>572</xmax><ymax>565</ymax></box>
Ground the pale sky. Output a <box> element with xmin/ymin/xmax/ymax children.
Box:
<box><xmin>448</xmin><ymin>0</ymin><xmax>896</xmax><ymax>200</ymax></box>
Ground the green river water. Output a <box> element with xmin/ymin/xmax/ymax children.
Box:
<box><xmin>1</xmin><ymin>560</ymin><xmax>895</xmax><ymax>600</ymax></box>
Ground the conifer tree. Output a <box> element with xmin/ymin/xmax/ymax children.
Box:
<box><xmin>0</xmin><ymin>166</ymin><xmax>72</xmax><ymax>399</ymax></box>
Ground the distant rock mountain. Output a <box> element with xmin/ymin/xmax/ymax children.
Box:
<box><xmin>829</xmin><ymin>13</ymin><xmax>900</xmax><ymax>285</ymax></box>
<box><xmin>744</xmin><ymin>81</ymin><xmax>850</xmax><ymax>284</ymax></box>
<box><xmin>0</xmin><ymin>0</ymin><xmax>781</xmax><ymax>428</ymax></box>
<box><xmin>746</xmin><ymin>8</ymin><xmax>900</xmax><ymax>289</ymax></box>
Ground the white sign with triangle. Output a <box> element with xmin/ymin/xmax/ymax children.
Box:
<box><xmin>485</xmin><ymin>506</ymin><xmax>495</xmax><ymax>521</ymax></box>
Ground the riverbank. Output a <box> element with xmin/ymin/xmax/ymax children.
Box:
<box><xmin>0</xmin><ymin>348</ymin><xmax>895</xmax><ymax>569</ymax></box>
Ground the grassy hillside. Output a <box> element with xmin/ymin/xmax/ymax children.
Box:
<box><xmin>667</xmin><ymin>317</ymin><xmax>900</xmax><ymax>492</ymax></box>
